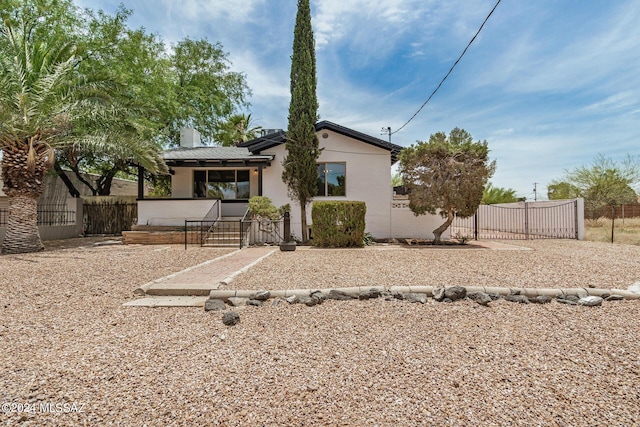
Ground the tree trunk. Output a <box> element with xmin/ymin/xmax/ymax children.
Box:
<box><xmin>1</xmin><ymin>140</ymin><xmax>49</xmax><ymax>254</ymax></box>
<box><xmin>432</xmin><ymin>207</ymin><xmax>455</xmax><ymax>244</ymax></box>
<box><xmin>2</xmin><ymin>193</ymin><xmax>44</xmax><ymax>254</ymax></box>
<box><xmin>69</xmin><ymin>164</ymin><xmax>97</xmax><ymax>196</ymax></box>
<box><xmin>53</xmin><ymin>163</ymin><xmax>81</xmax><ymax>198</ymax></box>
<box><xmin>301</xmin><ymin>202</ymin><xmax>309</xmax><ymax>243</ymax></box>
<box><xmin>97</xmin><ymin>168</ymin><xmax>117</xmax><ymax>196</ymax></box>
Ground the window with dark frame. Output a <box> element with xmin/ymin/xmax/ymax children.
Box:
<box><xmin>316</xmin><ymin>162</ymin><xmax>346</xmax><ymax>197</ymax></box>
<box><xmin>193</xmin><ymin>170</ymin><xmax>251</xmax><ymax>199</ymax></box>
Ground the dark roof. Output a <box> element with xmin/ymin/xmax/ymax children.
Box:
<box><xmin>163</xmin><ymin>146</ymin><xmax>273</xmax><ymax>166</ymax></box>
<box><xmin>238</xmin><ymin>121</ymin><xmax>403</xmax><ymax>164</ymax></box>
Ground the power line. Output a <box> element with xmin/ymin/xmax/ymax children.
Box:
<box><xmin>391</xmin><ymin>0</ymin><xmax>503</xmax><ymax>136</ymax></box>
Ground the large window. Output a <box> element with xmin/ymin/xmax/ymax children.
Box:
<box><xmin>193</xmin><ymin>170</ymin><xmax>250</xmax><ymax>199</ymax></box>
<box><xmin>317</xmin><ymin>163</ymin><xmax>346</xmax><ymax>197</ymax></box>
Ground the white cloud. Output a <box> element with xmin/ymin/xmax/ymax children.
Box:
<box><xmin>161</xmin><ymin>0</ymin><xmax>266</xmax><ymax>23</ymax></box>
<box><xmin>584</xmin><ymin>92</ymin><xmax>638</xmax><ymax>113</ymax></box>
<box><xmin>474</xmin><ymin>1</ymin><xmax>640</xmax><ymax>94</ymax></box>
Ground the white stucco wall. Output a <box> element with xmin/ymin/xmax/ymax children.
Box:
<box><xmin>390</xmin><ymin>200</ymin><xmax>450</xmax><ymax>240</ymax></box>
<box><xmin>137</xmin><ymin>199</ymin><xmax>217</xmax><ymax>226</ymax></box>
<box><xmin>260</xmin><ymin>130</ymin><xmax>393</xmax><ymax>240</ymax></box>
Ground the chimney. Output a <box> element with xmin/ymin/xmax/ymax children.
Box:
<box><xmin>180</xmin><ymin>128</ymin><xmax>201</xmax><ymax>148</ymax></box>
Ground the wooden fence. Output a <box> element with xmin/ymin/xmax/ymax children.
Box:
<box><xmin>83</xmin><ymin>201</ymin><xmax>137</xmax><ymax>235</ymax></box>
<box><xmin>592</xmin><ymin>204</ymin><xmax>640</xmax><ymax>219</ymax></box>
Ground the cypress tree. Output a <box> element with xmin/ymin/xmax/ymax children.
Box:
<box><xmin>282</xmin><ymin>0</ymin><xmax>320</xmax><ymax>243</ymax></box>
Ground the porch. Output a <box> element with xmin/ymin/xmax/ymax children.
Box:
<box><xmin>127</xmin><ymin>198</ymin><xmax>285</xmax><ymax>248</ymax></box>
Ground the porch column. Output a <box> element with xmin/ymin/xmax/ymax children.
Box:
<box><xmin>137</xmin><ymin>165</ymin><xmax>145</xmax><ymax>200</ymax></box>
<box><xmin>258</xmin><ymin>166</ymin><xmax>263</xmax><ymax>196</ymax></box>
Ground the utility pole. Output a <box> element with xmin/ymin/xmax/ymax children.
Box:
<box><xmin>381</xmin><ymin>126</ymin><xmax>391</xmax><ymax>143</ymax></box>
<box><xmin>533</xmin><ymin>182</ymin><xmax>538</xmax><ymax>202</ymax></box>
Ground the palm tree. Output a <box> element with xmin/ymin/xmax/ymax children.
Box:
<box><xmin>214</xmin><ymin>113</ymin><xmax>262</xmax><ymax>146</ymax></box>
<box><xmin>0</xmin><ymin>10</ymin><xmax>165</xmax><ymax>253</ymax></box>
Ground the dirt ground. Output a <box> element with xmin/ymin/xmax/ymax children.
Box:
<box><xmin>1</xmin><ymin>238</ymin><xmax>639</xmax><ymax>426</ymax></box>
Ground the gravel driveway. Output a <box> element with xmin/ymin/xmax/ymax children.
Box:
<box><xmin>1</xmin><ymin>238</ymin><xmax>639</xmax><ymax>426</ymax></box>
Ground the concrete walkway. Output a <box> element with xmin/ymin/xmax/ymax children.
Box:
<box><xmin>124</xmin><ymin>246</ymin><xmax>277</xmax><ymax>307</ymax></box>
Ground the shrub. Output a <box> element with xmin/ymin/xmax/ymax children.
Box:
<box><xmin>248</xmin><ymin>196</ymin><xmax>289</xmax><ymax>220</ymax></box>
<box><xmin>311</xmin><ymin>201</ymin><xmax>366</xmax><ymax>247</ymax></box>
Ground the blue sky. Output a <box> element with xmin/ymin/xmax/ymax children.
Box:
<box><xmin>75</xmin><ymin>0</ymin><xmax>640</xmax><ymax>200</ymax></box>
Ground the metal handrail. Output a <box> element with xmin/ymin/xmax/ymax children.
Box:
<box><xmin>240</xmin><ymin>208</ymin><xmax>252</xmax><ymax>248</ymax></box>
<box><xmin>203</xmin><ymin>199</ymin><xmax>221</xmax><ymax>221</ymax></box>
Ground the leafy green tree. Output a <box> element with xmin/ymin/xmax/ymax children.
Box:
<box><xmin>282</xmin><ymin>0</ymin><xmax>320</xmax><ymax>243</ymax></box>
<box><xmin>29</xmin><ymin>3</ymin><xmax>252</xmax><ymax>196</ymax></box>
<box><xmin>0</xmin><ymin>1</ymin><xmax>168</xmax><ymax>252</ymax></box>
<box><xmin>553</xmin><ymin>154</ymin><xmax>639</xmax><ymax>218</ymax></box>
<box><xmin>399</xmin><ymin>128</ymin><xmax>495</xmax><ymax>243</ymax></box>
<box><xmin>167</xmin><ymin>38</ymin><xmax>251</xmax><ymax>145</ymax></box>
<box><xmin>482</xmin><ymin>182</ymin><xmax>518</xmax><ymax>204</ymax></box>
<box><xmin>547</xmin><ymin>181</ymin><xmax>581</xmax><ymax>200</ymax></box>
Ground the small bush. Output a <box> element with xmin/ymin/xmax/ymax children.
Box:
<box><xmin>311</xmin><ymin>201</ymin><xmax>366</xmax><ymax>247</ymax></box>
<box><xmin>248</xmin><ymin>196</ymin><xmax>289</xmax><ymax>220</ymax></box>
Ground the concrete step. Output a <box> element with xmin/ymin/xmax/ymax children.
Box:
<box><xmin>123</xmin><ymin>296</ymin><xmax>208</xmax><ymax>307</ymax></box>
<box><xmin>145</xmin><ymin>282</ymin><xmax>221</xmax><ymax>296</ymax></box>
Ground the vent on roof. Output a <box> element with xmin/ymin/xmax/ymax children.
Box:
<box><xmin>260</xmin><ymin>129</ymin><xmax>283</xmax><ymax>137</ymax></box>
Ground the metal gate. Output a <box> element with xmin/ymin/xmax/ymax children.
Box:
<box><xmin>451</xmin><ymin>200</ymin><xmax>580</xmax><ymax>240</ymax></box>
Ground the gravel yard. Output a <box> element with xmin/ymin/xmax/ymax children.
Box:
<box><xmin>1</xmin><ymin>238</ymin><xmax>639</xmax><ymax>426</ymax></box>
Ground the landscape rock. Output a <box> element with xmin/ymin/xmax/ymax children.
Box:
<box><xmin>272</xmin><ymin>298</ymin><xmax>284</xmax><ymax>307</ymax></box>
<box><xmin>432</xmin><ymin>287</ymin><xmax>445</xmax><ymax>301</ymax></box>
<box><xmin>285</xmin><ymin>295</ymin><xmax>299</xmax><ymax>304</ymax></box>
<box><xmin>556</xmin><ymin>298</ymin><xmax>577</xmax><ymax>305</ymax></box>
<box><xmin>405</xmin><ymin>293</ymin><xmax>427</xmax><ymax>304</ymax></box>
<box><xmin>578</xmin><ymin>296</ymin><xmax>603</xmax><ymax>307</ymax></box>
<box><xmin>359</xmin><ymin>289</ymin><xmax>382</xmax><ymax>300</ymax></box>
<box><xmin>227</xmin><ymin>297</ymin><xmax>248</xmax><ymax>307</ymax></box>
<box><xmin>628</xmin><ymin>282</ymin><xmax>640</xmax><ymax>295</ymax></box>
<box><xmin>309</xmin><ymin>291</ymin><xmax>326</xmax><ymax>303</ymax></box>
<box><xmin>444</xmin><ymin>286</ymin><xmax>467</xmax><ymax>302</ymax></box>
<box><xmin>299</xmin><ymin>296</ymin><xmax>319</xmax><ymax>307</ymax></box>
<box><xmin>392</xmin><ymin>292</ymin><xmax>405</xmax><ymax>300</ymax></box>
<box><xmin>204</xmin><ymin>299</ymin><xmax>227</xmax><ymax>311</ymax></box>
<box><xmin>556</xmin><ymin>293</ymin><xmax>580</xmax><ymax>302</ymax></box>
<box><xmin>531</xmin><ymin>295</ymin><xmax>552</xmax><ymax>304</ymax></box>
<box><xmin>253</xmin><ymin>290</ymin><xmax>271</xmax><ymax>301</ymax></box>
<box><xmin>327</xmin><ymin>290</ymin><xmax>357</xmax><ymax>301</ymax></box>
<box><xmin>605</xmin><ymin>294</ymin><xmax>624</xmax><ymax>301</ymax></box>
<box><xmin>466</xmin><ymin>291</ymin><xmax>492</xmax><ymax>306</ymax></box>
<box><xmin>246</xmin><ymin>299</ymin><xmax>264</xmax><ymax>307</ymax></box>
<box><xmin>504</xmin><ymin>294</ymin><xmax>530</xmax><ymax>304</ymax></box>
<box><xmin>487</xmin><ymin>293</ymin><xmax>502</xmax><ymax>301</ymax></box>
<box><xmin>222</xmin><ymin>311</ymin><xmax>240</xmax><ymax>326</ymax></box>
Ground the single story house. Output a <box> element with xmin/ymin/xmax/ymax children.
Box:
<box><xmin>135</xmin><ymin>122</ymin><xmax>445</xmax><ymax>241</ymax></box>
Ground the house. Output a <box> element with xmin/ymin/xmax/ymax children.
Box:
<box><xmin>135</xmin><ymin>122</ymin><xmax>446</xmax><ymax>241</ymax></box>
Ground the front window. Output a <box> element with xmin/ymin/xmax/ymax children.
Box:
<box><xmin>317</xmin><ymin>162</ymin><xmax>346</xmax><ymax>197</ymax></box>
<box><xmin>193</xmin><ymin>170</ymin><xmax>250</xmax><ymax>199</ymax></box>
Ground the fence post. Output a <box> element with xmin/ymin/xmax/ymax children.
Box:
<box><xmin>524</xmin><ymin>202</ymin><xmax>530</xmax><ymax>240</ymax></box>
<box><xmin>184</xmin><ymin>220</ymin><xmax>187</xmax><ymax>250</ymax></box>
<box><xmin>574</xmin><ymin>200</ymin><xmax>579</xmax><ymax>240</ymax></box>
<box><xmin>239</xmin><ymin>219</ymin><xmax>243</xmax><ymax>249</ymax></box>
<box><xmin>284</xmin><ymin>211</ymin><xmax>291</xmax><ymax>243</ymax></box>
<box><xmin>472</xmin><ymin>213</ymin><xmax>476</xmax><ymax>240</ymax></box>
<box><xmin>611</xmin><ymin>205</ymin><xmax>615</xmax><ymax>244</ymax></box>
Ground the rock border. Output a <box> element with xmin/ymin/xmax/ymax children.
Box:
<box><xmin>206</xmin><ymin>285</ymin><xmax>640</xmax><ymax>323</ymax></box>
